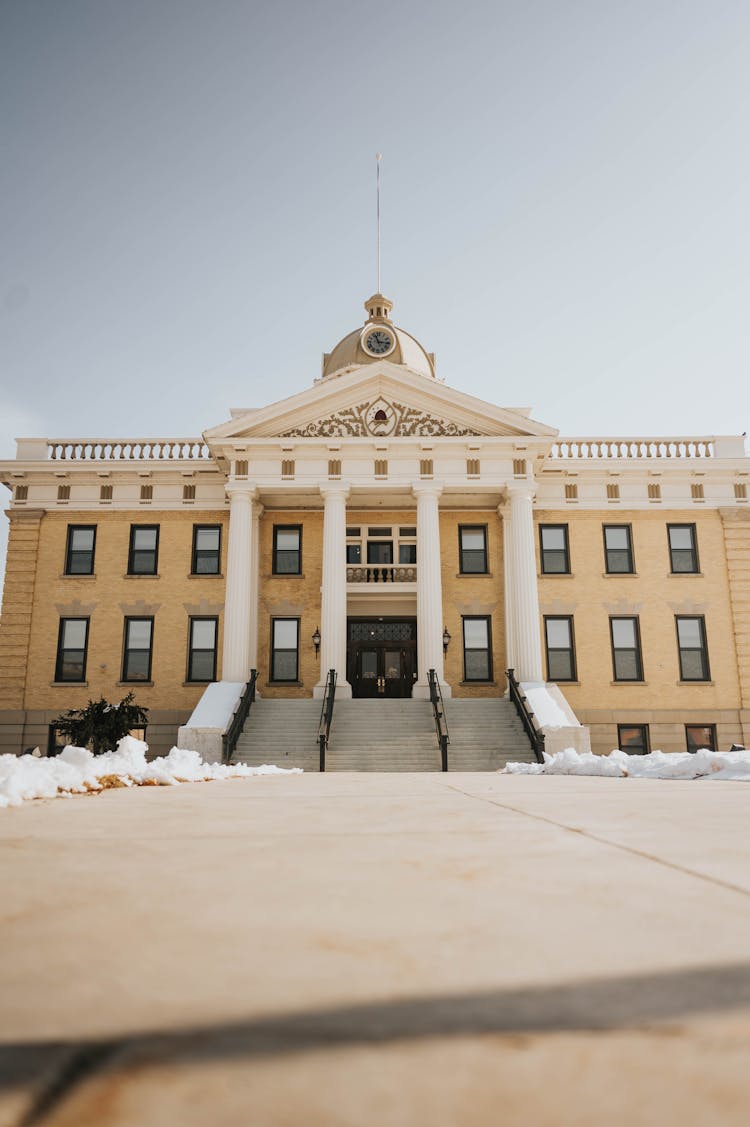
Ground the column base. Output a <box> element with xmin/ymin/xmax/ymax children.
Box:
<box><xmin>313</xmin><ymin>680</ymin><xmax>352</xmax><ymax>700</ymax></box>
<box><xmin>412</xmin><ymin>680</ymin><xmax>452</xmax><ymax>700</ymax></box>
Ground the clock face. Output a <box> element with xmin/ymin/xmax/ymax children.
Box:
<box><xmin>364</xmin><ymin>329</ymin><xmax>394</xmax><ymax>356</ymax></box>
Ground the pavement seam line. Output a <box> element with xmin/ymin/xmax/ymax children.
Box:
<box><xmin>442</xmin><ymin>781</ymin><xmax>750</xmax><ymax>901</ymax></box>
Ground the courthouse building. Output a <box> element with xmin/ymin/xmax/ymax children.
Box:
<box><xmin>0</xmin><ymin>292</ymin><xmax>749</xmax><ymax>760</ymax></box>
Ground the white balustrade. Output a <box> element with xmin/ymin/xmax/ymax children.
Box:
<box><xmin>550</xmin><ymin>437</ymin><xmax>716</xmax><ymax>460</ymax></box>
<box><xmin>46</xmin><ymin>438</ymin><xmax>210</xmax><ymax>461</ymax></box>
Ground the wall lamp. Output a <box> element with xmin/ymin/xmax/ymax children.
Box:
<box><xmin>312</xmin><ymin>627</ymin><xmax>321</xmax><ymax>656</ymax></box>
<box><xmin>442</xmin><ymin>627</ymin><xmax>451</xmax><ymax>654</ymax></box>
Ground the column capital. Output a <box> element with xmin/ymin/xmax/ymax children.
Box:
<box><xmin>225</xmin><ymin>484</ymin><xmax>258</xmax><ymax>502</ymax></box>
<box><xmin>506</xmin><ymin>481</ymin><xmax>537</xmax><ymax>503</ymax></box>
<box><xmin>412</xmin><ymin>481</ymin><xmax>444</xmax><ymax>500</ymax></box>
<box><xmin>319</xmin><ymin>482</ymin><xmax>351</xmax><ymax>501</ymax></box>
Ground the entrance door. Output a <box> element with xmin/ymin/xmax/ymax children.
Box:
<box><xmin>351</xmin><ymin>644</ymin><xmax>415</xmax><ymax>698</ymax></box>
<box><xmin>348</xmin><ymin>619</ymin><xmax>418</xmax><ymax>699</ymax></box>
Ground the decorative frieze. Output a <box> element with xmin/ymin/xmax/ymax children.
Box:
<box><xmin>279</xmin><ymin>399</ymin><xmax>480</xmax><ymax>439</ymax></box>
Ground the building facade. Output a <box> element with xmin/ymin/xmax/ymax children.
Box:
<box><xmin>1</xmin><ymin>294</ymin><xmax>749</xmax><ymax>758</ymax></box>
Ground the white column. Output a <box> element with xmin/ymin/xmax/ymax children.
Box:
<box><xmin>314</xmin><ymin>483</ymin><xmax>352</xmax><ymax>699</ymax></box>
<box><xmin>506</xmin><ymin>484</ymin><xmax>544</xmax><ymax>683</ymax></box>
<box><xmin>248</xmin><ymin>502</ymin><xmax>263</xmax><ymax>672</ymax></box>
<box><xmin>412</xmin><ymin>482</ymin><xmax>451</xmax><ymax>698</ymax></box>
<box><xmin>499</xmin><ymin>503</ymin><xmax>516</xmax><ymax>679</ymax></box>
<box><xmin>222</xmin><ymin>487</ymin><xmax>255</xmax><ymax>683</ymax></box>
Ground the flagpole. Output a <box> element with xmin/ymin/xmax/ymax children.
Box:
<box><xmin>376</xmin><ymin>153</ymin><xmax>382</xmax><ymax>293</ymax></box>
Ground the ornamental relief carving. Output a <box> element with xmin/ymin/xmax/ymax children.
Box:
<box><xmin>279</xmin><ymin>399</ymin><xmax>481</xmax><ymax>439</ymax></box>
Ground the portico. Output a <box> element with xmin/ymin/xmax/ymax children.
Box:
<box><xmin>219</xmin><ymin>477</ymin><xmax>546</xmax><ymax>701</ymax></box>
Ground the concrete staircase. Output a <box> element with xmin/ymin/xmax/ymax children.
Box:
<box><xmin>327</xmin><ymin>700</ymin><xmax>441</xmax><ymax>771</ymax></box>
<box><xmin>234</xmin><ymin>699</ymin><xmax>322</xmax><ymax>771</ymax></box>
<box><xmin>444</xmin><ymin>698</ymin><xmax>536</xmax><ymax>770</ymax></box>
<box><xmin>232</xmin><ymin>695</ymin><xmax>537</xmax><ymax>772</ymax></box>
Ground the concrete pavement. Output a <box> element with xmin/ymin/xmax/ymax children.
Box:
<box><xmin>1</xmin><ymin>772</ymin><xmax>750</xmax><ymax>1125</ymax></box>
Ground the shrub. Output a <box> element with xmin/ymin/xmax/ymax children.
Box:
<box><xmin>52</xmin><ymin>693</ymin><xmax>149</xmax><ymax>756</ymax></box>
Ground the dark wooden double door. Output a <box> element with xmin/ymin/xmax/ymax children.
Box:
<box><xmin>348</xmin><ymin>619</ymin><xmax>417</xmax><ymax>699</ymax></box>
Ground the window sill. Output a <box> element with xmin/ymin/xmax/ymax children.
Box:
<box><xmin>188</xmin><ymin>573</ymin><xmax>223</xmax><ymax>579</ymax></box>
<box><xmin>183</xmin><ymin>681</ymin><xmax>213</xmax><ymax>687</ymax></box>
<box><xmin>539</xmin><ymin>572</ymin><xmax>574</xmax><ymax>579</ymax></box>
<box><xmin>124</xmin><ymin>573</ymin><xmax>160</xmax><ymax>579</ymax></box>
<box><xmin>603</xmin><ymin>572</ymin><xmax>638</xmax><ymax>578</ymax></box>
<box><xmin>50</xmin><ymin>681</ymin><xmax>88</xmax><ymax>687</ymax></box>
<box><xmin>456</xmin><ymin>572</ymin><xmax>494</xmax><ymax>579</ymax></box>
<box><xmin>548</xmin><ymin>680</ymin><xmax>580</xmax><ymax>686</ymax></box>
<box><xmin>267</xmin><ymin>680</ymin><xmax>304</xmax><ymax>686</ymax></box>
<box><xmin>610</xmin><ymin>680</ymin><xmax>647</xmax><ymax>686</ymax></box>
<box><xmin>269</xmin><ymin>573</ymin><xmax>305</xmax><ymax>579</ymax></box>
<box><xmin>459</xmin><ymin>680</ymin><xmax>497</xmax><ymax>686</ymax></box>
<box><xmin>59</xmin><ymin>573</ymin><xmax>96</xmax><ymax>580</ymax></box>
<box><xmin>667</xmin><ymin>572</ymin><xmax>703</xmax><ymax>578</ymax></box>
<box><xmin>117</xmin><ymin>681</ymin><xmax>154</xmax><ymax>687</ymax></box>
<box><xmin>677</xmin><ymin>680</ymin><xmax>714</xmax><ymax>686</ymax></box>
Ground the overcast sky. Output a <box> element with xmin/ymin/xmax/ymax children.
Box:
<box><xmin>1</xmin><ymin>0</ymin><xmax>749</xmax><ymax>579</ymax></box>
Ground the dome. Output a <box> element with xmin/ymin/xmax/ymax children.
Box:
<box><xmin>320</xmin><ymin>294</ymin><xmax>436</xmax><ymax>381</ymax></box>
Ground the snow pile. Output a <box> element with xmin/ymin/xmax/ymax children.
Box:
<box><xmin>504</xmin><ymin>746</ymin><xmax>750</xmax><ymax>781</ymax></box>
<box><xmin>521</xmin><ymin>686</ymin><xmax>571</xmax><ymax>730</ymax></box>
<box><xmin>0</xmin><ymin>736</ymin><xmax>301</xmax><ymax>808</ymax></box>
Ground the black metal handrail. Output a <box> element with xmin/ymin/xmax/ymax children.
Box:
<box><xmin>427</xmin><ymin>669</ymin><xmax>449</xmax><ymax>772</ymax></box>
<box><xmin>222</xmin><ymin>669</ymin><xmax>259</xmax><ymax>765</ymax></box>
<box><xmin>506</xmin><ymin>668</ymin><xmax>546</xmax><ymax>764</ymax></box>
<box><xmin>318</xmin><ymin>668</ymin><xmax>337</xmax><ymax>771</ymax></box>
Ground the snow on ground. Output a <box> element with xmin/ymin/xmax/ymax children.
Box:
<box><xmin>0</xmin><ymin>736</ymin><xmax>301</xmax><ymax>808</ymax></box>
<box><xmin>504</xmin><ymin>746</ymin><xmax>750</xmax><ymax>780</ymax></box>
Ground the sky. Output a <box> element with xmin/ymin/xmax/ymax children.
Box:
<box><xmin>1</xmin><ymin>0</ymin><xmax>749</xmax><ymax>580</ymax></box>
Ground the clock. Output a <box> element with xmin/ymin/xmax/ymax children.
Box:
<box><xmin>362</xmin><ymin>327</ymin><xmax>395</xmax><ymax>357</ymax></box>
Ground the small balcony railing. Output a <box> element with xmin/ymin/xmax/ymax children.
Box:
<box><xmin>346</xmin><ymin>565</ymin><xmax>417</xmax><ymax>584</ymax></box>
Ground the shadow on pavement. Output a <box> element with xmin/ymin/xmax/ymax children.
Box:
<box><xmin>5</xmin><ymin>961</ymin><xmax>750</xmax><ymax>1124</ymax></box>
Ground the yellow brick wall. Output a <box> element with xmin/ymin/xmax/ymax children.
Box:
<box><xmin>536</xmin><ymin>508</ymin><xmax>744</xmax><ymax>751</ymax></box>
<box><xmin>440</xmin><ymin>510</ymin><xmax>507</xmax><ymax>697</ymax></box>
<box><xmin>0</xmin><ymin>509</ymin><xmax>44</xmax><ymax>709</ymax></box>
<box><xmin>721</xmin><ymin>508</ymin><xmax>750</xmax><ymax>744</ymax></box>
<box><xmin>257</xmin><ymin>510</ymin><xmax>323</xmax><ymax>697</ymax></box>
<box><xmin>22</xmin><ymin>509</ymin><xmax>229</xmax><ymax>714</ymax></box>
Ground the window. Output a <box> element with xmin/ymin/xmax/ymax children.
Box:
<box><xmin>65</xmin><ymin>525</ymin><xmax>96</xmax><ymax>575</ymax></box>
<box><xmin>187</xmin><ymin>617</ymin><xmax>218</xmax><ymax>682</ymax></box>
<box><xmin>396</xmin><ymin>525</ymin><xmax>415</xmax><ymax>563</ymax></box>
<box><xmin>271</xmin><ymin>618</ymin><xmax>299</xmax><ymax>682</ymax></box>
<box><xmin>122</xmin><ymin>618</ymin><xmax>154</xmax><ymax>682</ymax></box>
<box><xmin>610</xmin><ymin>617</ymin><xmax>643</xmax><ymax>681</ymax></box>
<box><xmin>676</xmin><ymin>616</ymin><xmax>710</xmax><ymax>681</ymax></box>
<box><xmin>367</xmin><ymin>535</ymin><xmax>393</xmax><ymax>564</ymax></box>
<box><xmin>346</xmin><ymin>543</ymin><xmax>362</xmax><ymax>564</ymax></box>
<box><xmin>668</xmin><ymin>524</ymin><xmax>699</xmax><ymax>573</ymax></box>
<box><xmin>55</xmin><ymin>618</ymin><xmax>89</xmax><ymax>682</ymax></box>
<box><xmin>273</xmin><ymin>525</ymin><xmax>301</xmax><ymax>574</ymax></box>
<box><xmin>462</xmin><ymin>617</ymin><xmax>492</xmax><ymax>681</ymax></box>
<box><xmin>685</xmin><ymin>724</ymin><xmax>717</xmax><ymax>754</ymax></box>
<box><xmin>617</xmin><ymin>725</ymin><xmax>650</xmax><ymax>756</ymax></box>
<box><xmin>603</xmin><ymin>525</ymin><xmax>634</xmax><ymax>573</ymax></box>
<box><xmin>544</xmin><ymin>617</ymin><xmax>577</xmax><ymax>681</ymax></box>
<box><xmin>459</xmin><ymin>525</ymin><xmax>488</xmax><ymax>574</ymax></box>
<box><xmin>539</xmin><ymin>525</ymin><xmax>570</xmax><ymax>574</ymax></box>
<box><xmin>192</xmin><ymin>525</ymin><xmax>221</xmax><ymax>574</ymax></box>
<box><xmin>128</xmin><ymin>525</ymin><xmax>159</xmax><ymax>575</ymax></box>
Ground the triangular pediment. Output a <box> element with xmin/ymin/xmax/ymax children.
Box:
<box><xmin>204</xmin><ymin>362</ymin><xmax>557</xmax><ymax>445</ymax></box>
